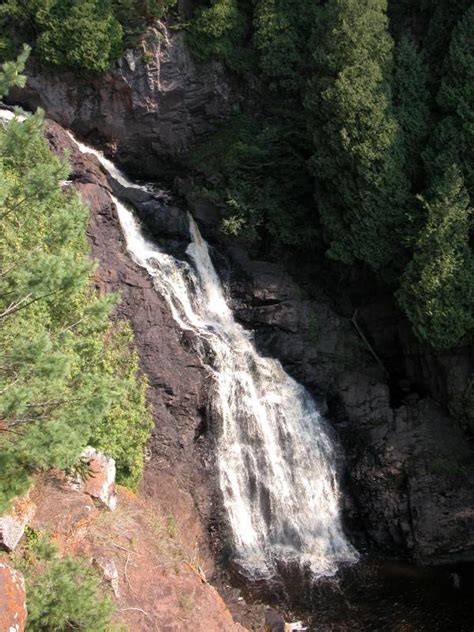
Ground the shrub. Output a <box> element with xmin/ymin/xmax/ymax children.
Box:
<box><xmin>17</xmin><ymin>534</ymin><xmax>119</xmax><ymax>632</ymax></box>
<box><xmin>35</xmin><ymin>0</ymin><xmax>123</xmax><ymax>74</ymax></box>
<box><xmin>397</xmin><ymin>167</ymin><xmax>474</xmax><ymax>348</ymax></box>
<box><xmin>186</xmin><ymin>0</ymin><xmax>250</xmax><ymax>71</ymax></box>
<box><xmin>89</xmin><ymin>321</ymin><xmax>153</xmax><ymax>489</ymax></box>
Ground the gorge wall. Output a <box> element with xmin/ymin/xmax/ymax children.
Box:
<box><xmin>10</xmin><ymin>24</ymin><xmax>238</xmax><ymax>179</ymax></box>
<box><xmin>12</xmin><ymin>21</ymin><xmax>474</xmax><ymax>573</ymax></box>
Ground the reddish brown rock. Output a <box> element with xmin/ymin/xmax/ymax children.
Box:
<box><xmin>0</xmin><ymin>561</ymin><xmax>27</xmax><ymax>632</ymax></box>
<box><xmin>30</xmin><ymin>471</ymin><xmax>98</xmax><ymax>554</ymax></box>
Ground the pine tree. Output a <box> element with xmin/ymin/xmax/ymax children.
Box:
<box><xmin>423</xmin><ymin>0</ymin><xmax>472</xmax><ymax>91</ymax></box>
<box><xmin>186</xmin><ymin>0</ymin><xmax>249</xmax><ymax>71</ymax></box>
<box><xmin>305</xmin><ymin>0</ymin><xmax>410</xmax><ymax>269</ymax></box>
<box><xmin>393</xmin><ymin>35</ymin><xmax>430</xmax><ymax>183</ymax></box>
<box><xmin>0</xmin><ymin>43</ymin><xmax>29</xmax><ymax>97</ymax></box>
<box><xmin>0</xmin><ymin>59</ymin><xmax>152</xmax><ymax>510</ymax></box>
<box><xmin>18</xmin><ymin>534</ymin><xmax>114</xmax><ymax>632</ymax></box>
<box><xmin>396</xmin><ymin>5</ymin><xmax>474</xmax><ymax>348</ymax></box>
<box><xmin>253</xmin><ymin>0</ymin><xmax>319</xmax><ymax>91</ymax></box>
<box><xmin>428</xmin><ymin>5</ymin><xmax>474</xmax><ymax>196</ymax></box>
<box><xmin>0</xmin><ymin>109</ymin><xmax>113</xmax><ymax>508</ymax></box>
<box><xmin>397</xmin><ymin>166</ymin><xmax>474</xmax><ymax>348</ymax></box>
<box><xmin>35</xmin><ymin>0</ymin><xmax>123</xmax><ymax>74</ymax></box>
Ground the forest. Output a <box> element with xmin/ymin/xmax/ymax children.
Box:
<box><xmin>0</xmin><ymin>0</ymin><xmax>472</xmax><ymax>349</ymax></box>
<box><xmin>187</xmin><ymin>0</ymin><xmax>474</xmax><ymax>350</ymax></box>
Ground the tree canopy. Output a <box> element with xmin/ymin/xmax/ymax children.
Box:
<box><xmin>185</xmin><ymin>0</ymin><xmax>474</xmax><ymax>349</ymax></box>
<box><xmin>0</xmin><ymin>0</ymin><xmax>177</xmax><ymax>71</ymax></box>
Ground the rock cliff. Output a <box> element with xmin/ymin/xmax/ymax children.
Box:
<box><xmin>221</xmin><ymin>245</ymin><xmax>474</xmax><ymax>564</ymax></box>
<box><xmin>10</xmin><ymin>24</ymin><xmax>238</xmax><ymax>179</ymax></box>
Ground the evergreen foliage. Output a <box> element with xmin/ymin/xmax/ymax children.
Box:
<box><xmin>0</xmin><ymin>62</ymin><xmax>152</xmax><ymax>510</ymax></box>
<box><xmin>0</xmin><ymin>42</ymin><xmax>29</xmax><ymax>96</ymax></box>
<box><xmin>186</xmin><ymin>0</ymin><xmax>474</xmax><ymax>348</ymax></box>
<box><xmin>253</xmin><ymin>0</ymin><xmax>318</xmax><ymax>91</ymax></box>
<box><xmin>305</xmin><ymin>0</ymin><xmax>409</xmax><ymax>269</ymax></box>
<box><xmin>89</xmin><ymin>321</ymin><xmax>152</xmax><ymax>489</ymax></box>
<box><xmin>16</xmin><ymin>533</ymin><xmax>118</xmax><ymax>632</ymax></box>
<box><xmin>422</xmin><ymin>0</ymin><xmax>472</xmax><ymax>91</ymax></box>
<box><xmin>0</xmin><ymin>0</ymin><xmax>177</xmax><ymax>71</ymax></box>
<box><xmin>35</xmin><ymin>0</ymin><xmax>123</xmax><ymax>74</ymax></box>
<box><xmin>191</xmin><ymin>113</ymin><xmax>315</xmax><ymax>249</ymax></box>
<box><xmin>393</xmin><ymin>35</ymin><xmax>430</xmax><ymax>183</ymax></box>
<box><xmin>428</xmin><ymin>4</ymin><xmax>474</xmax><ymax>195</ymax></box>
<box><xmin>186</xmin><ymin>0</ymin><xmax>250</xmax><ymax>71</ymax></box>
<box><xmin>112</xmin><ymin>0</ymin><xmax>176</xmax><ymax>47</ymax></box>
<box><xmin>398</xmin><ymin>167</ymin><xmax>474</xmax><ymax>348</ymax></box>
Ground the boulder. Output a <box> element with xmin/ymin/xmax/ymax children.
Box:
<box><xmin>0</xmin><ymin>496</ymin><xmax>36</xmax><ymax>552</ymax></box>
<box><xmin>134</xmin><ymin>198</ymin><xmax>190</xmax><ymax>241</ymax></box>
<box><xmin>265</xmin><ymin>610</ymin><xmax>285</xmax><ymax>632</ymax></box>
<box><xmin>71</xmin><ymin>447</ymin><xmax>117</xmax><ymax>511</ymax></box>
<box><xmin>0</xmin><ymin>561</ymin><xmax>27</xmax><ymax>632</ymax></box>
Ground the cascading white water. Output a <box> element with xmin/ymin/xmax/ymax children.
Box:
<box><xmin>0</xmin><ymin>109</ymin><xmax>358</xmax><ymax>578</ymax></box>
<box><xmin>115</xmin><ymin>204</ymin><xmax>358</xmax><ymax>578</ymax></box>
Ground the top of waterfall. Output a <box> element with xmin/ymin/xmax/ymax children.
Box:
<box><xmin>65</xmin><ymin>131</ymin><xmax>146</xmax><ymax>192</ymax></box>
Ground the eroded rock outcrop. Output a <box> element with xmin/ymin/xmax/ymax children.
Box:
<box><xmin>11</xmin><ymin>24</ymin><xmax>238</xmax><ymax>178</ymax></box>
<box><xmin>28</xmin><ymin>471</ymin><xmax>246</xmax><ymax>632</ymax></box>
<box><xmin>93</xmin><ymin>556</ymin><xmax>120</xmax><ymax>598</ymax></box>
<box><xmin>0</xmin><ymin>561</ymin><xmax>27</xmax><ymax>632</ymax></box>
<box><xmin>69</xmin><ymin>447</ymin><xmax>118</xmax><ymax>511</ymax></box>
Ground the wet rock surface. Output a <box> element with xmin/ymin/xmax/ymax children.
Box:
<box><xmin>222</xmin><ymin>244</ymin><xmax>474</xmax><ymax>566</ymax></box>
<box><xmin>44</xmin><ymin>120</ymin><xmax>218</xmax><ymax>574</ymax></box>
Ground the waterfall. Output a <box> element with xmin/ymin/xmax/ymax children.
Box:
<box><xmin>0</xmin><ymin>109</ymin><xmax>358</xmax><ymax>578</ymax></box>
<box><xmin>114</xmin><ymin>202</ymin><xmax>358</xmax><ymax>578</ymax></box>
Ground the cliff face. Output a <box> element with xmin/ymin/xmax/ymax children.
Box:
<box><xmin>11</xmin><ymin>25</ymin><xmax>238</xmax><ymax>178</ymax></box>
<box><xmin>45</xmin><ymin>120</ymin><xmax>217</xmax><ymax>567</ymax></box>
<box><xmin>15</xmin><ymin>24</ymin><xmax>474</xmax><ymax>570</ymax></box>
<box><xmin>222</xmin><ymin>246</ymin><xmax>474</xmax><ymax>563</ymax></box>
